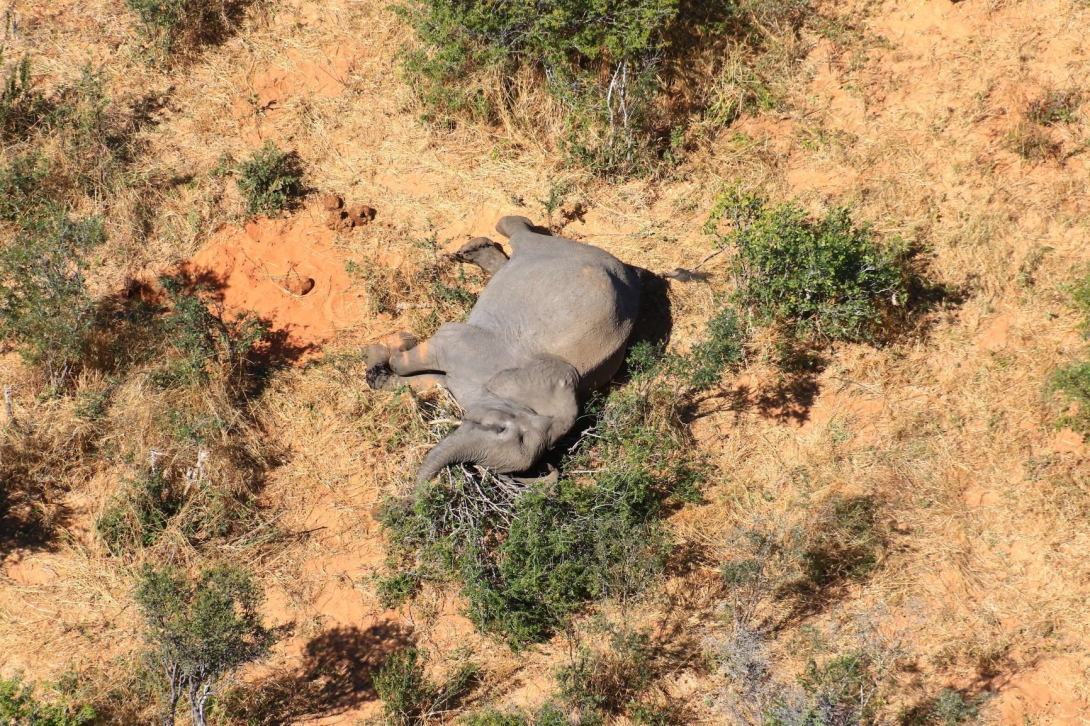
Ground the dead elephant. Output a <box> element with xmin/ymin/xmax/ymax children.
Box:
<box><xmin>364</xmin><ymin>215</ymin><xmax>642</xmax><ymax>483</ymax></box>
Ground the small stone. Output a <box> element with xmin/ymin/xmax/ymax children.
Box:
<box><xmin>323</xmin><ymin>194</ymin><xmax>344</xmax><ymax>211</ymax></box>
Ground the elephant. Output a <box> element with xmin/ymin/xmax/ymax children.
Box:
<box><xmin>363</xmin><ymin>215</ymin><xmax>642</xmax><ymax>483</ymax></box>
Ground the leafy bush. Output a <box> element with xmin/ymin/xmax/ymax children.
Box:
<box><xmin>135</xmin><ymin>564</ymin><xmax>275</xmax><ymax>726</ymax></box>
<box><xmin>395</xmin><ymin>0</ymin><xmax>810</xmax><ymax>176</ymax></box>
<box><xmin>0</xmin><ymin>209</ymin><xmax>106</xmax><ymax>391</ymax></box>
<box><xmin>235</xmin><ymin>141</ymin><xmax>304</xmax><ymax>217</ymax></box>
<box><xmin>706</xmin><ymin>187</ymin><xmax>909</xmax><ymax>343</ymax></box>
<box><xmin>155</xmin><ymin>274</ymin><xmax>267</xmax><ymax>387</ymax></box>
<box><xmin>669</xmin><ymin>304</ymin><xmax>747</xmax><ymax>391</ymax></box>
<box><xmin>0</xmin><ymin>675</ymin><xmax>95</xmax><ymax>726</ymax></box>
<box><xmin>380</xmin><ymin>343</ymin><xmax>699</xmax><ymax>646</ymax></box>
<box><xmin>374</xmin><ymin>647</ymin><xmax>479</xmax><ymax>726</ymax></box>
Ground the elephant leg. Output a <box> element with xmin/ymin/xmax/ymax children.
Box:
<box><xmin>388</xmin><ymin>340</ymin><xmax>441</xmax><ymax>377</ymax></box>
<box><xmin>453</xmin><ymin>237</ymin><xmax>508</xmax><ymax>275</ymax></box>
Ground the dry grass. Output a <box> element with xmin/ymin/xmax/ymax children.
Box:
<box><xmin>1</xmin><ymin>0</ymin><xmax>1090</xmax><ymax>723</ymax></box>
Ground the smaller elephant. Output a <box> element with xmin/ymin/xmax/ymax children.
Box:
<box><xmin>364</xmin><ymin>215</ymin><xmax>642</xmax><ymax>483</ymax></box>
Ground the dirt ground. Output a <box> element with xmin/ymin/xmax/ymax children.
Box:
<box><xmin>2</xmin><ymin>0</ymin><xmax>1090</xmax><ymax>723</ymax></box>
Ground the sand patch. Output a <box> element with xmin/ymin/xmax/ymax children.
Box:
<box><xmin>182</xmin><ymin>214</ymin><xmax>371</xmax><ymax>358</ymax></box>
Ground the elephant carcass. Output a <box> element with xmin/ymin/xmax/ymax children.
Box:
<box><xmin>364</xmin><ymin>215</ymin><xmax>642</xmax><ymax>482</ymax></box>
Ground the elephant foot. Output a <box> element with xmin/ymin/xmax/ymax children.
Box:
<box><xmin>363</xmin><ymin>344</ymin><xmax>393</xmax><ymax>390</ymax></box>
<box><xmin>453</xmin><ymin>237</ymin><xmax>508</xmax><ymax>275</ymax></box>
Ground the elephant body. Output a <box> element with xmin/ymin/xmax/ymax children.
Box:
<box><xmin>364</xmin><ymin>215</ymin><xmax>642</xmax><ymax>482</ymax></box>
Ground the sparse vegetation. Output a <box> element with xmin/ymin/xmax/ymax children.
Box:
<box><xmin>235</xmin><ymin>141</ymin><xmax>304</xmax><ymax>217</ymax></box>
<box><xmin>1027</xmin><ymin>88</ymin><xmax>1082</xmax><ymax>126</ymax></box>
<box><xmin>706</xmin><ymin>187</ymin><xmax>909</xmax><ymax>344</ymax></box>
<box><xmin>0</xmin><ymin>209</ymin><xmax>106</xmax><ymax>391</ymax></box>
<box><xmin>0</xmin><ymin>675</ymin><xmax>95</xmax><ymax>726</ymax></box>
<box><xmin>0</xmin><ymin>53</ymin><xmax>54</xmax><ymax>141</ymax></box>
<box><xmin>135</xmin><ymin>564</ymin><xmax>275</xmax><ymax>726</ymax></box>
<box><xmin>1050</xmin><ymin>273</ymin><xmax>1090</xmax><ymax>435</ymax></box>
<box><xmin>374</xmin><ymin>647</ymin><xmax>480</xmax><ymax>726</ymax></box>
<box><xmin>126</xmin><ymin>0</ymin><xmax>247</xmax><ymax>60</ymax></box>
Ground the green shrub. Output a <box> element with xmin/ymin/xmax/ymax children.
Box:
<box><xmin>155</xmin><ymin>274</ymin><xmax>267</xmax><ymax>387</ymax></box>
<box><xmin>135</xmin><ymin>563</ymin><xmax>275</xmax><ymax>726</ymax></box>
<box><xmin>395</xmin><ymin>0</ymin><xmax>810</xmax><ymax>176</ymax></box>
<box><xmin>374</xmin><ymin>647</ymin><xmax>479</xmax><ymax>726</ymax></box>
<box><xmin>0</xmin><ymin>675</ymin><xmax>95</xmax><ymax>726</ymax></box>
<box><xmin>706</xmin><ymin>187</ymin><xmax>909</xmax><ymax>343</ymax></box>
<box><xmin>669</xmin><ymin>304</ymin><xmax>747</xmax><ymax>391</ymax></box>
<box><xmin>376</xmin><ymin>571</ymin><xmax>420</xmax><ymax>608</ymax></box>
<box><xmin>235</xmin><ymin>141</ymin><xmax>304</xmax><ymax>217</ymax></box>
<box><xmin>557</xmin><ymin>627</ymin><xmax>655</xmax><ymax>715</ymax></box>
<box><xmin>0</xmin><ymin>209</ymin><xmax>106</xmax><ymax>391</ymax></box>
<box><xmin>1050</xmin><ymin>361</ymin><xmax>1090</xmax><ymax>435</ymax></box>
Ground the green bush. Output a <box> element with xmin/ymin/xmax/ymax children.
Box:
<box><xmin>706</xmin><ymin>187</ymin><xmax>909</xmax><ymax>343</ymax></box>
<box><xmin>374</xmin><ymin>647</ymin><xmax>479</xmax><ymax>726</ymax></box>
<box><xmin>235</xmin><ymin>141</ymin><xmax>304</xmax><ymax>217</ymax></box>
<box><xmin>668</xmin><ymin>304</ymin><xmax>747</xmax><ymax>391</ymax></box>
<box><xmin>395</xmin><ymin>0</ymin><xmax>810</xmax><ymax>176</ymax></box>
<box><xmin>0</xmin><ymin>209</ymin><xmax>106</xmax><ymax>391</ymax></box>
<box><xmin>135</xmin><ymin>564</ymin><xmax>275</xmax><ymax>726</ymax></box>
<box><xmin>155</xmin><ymin>274</ymin><xmax>267</xmax><ymax>387</ymax></box>
<box><xmin>0</xmin><ymin>675</ymin><xmax>95</xmax><ymax>726</ymax></box>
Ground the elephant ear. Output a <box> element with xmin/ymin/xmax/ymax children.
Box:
<box><xmin>485</xmin><ymin>358</ymin><xmax>579</xmax><ymax>445</ymax></box>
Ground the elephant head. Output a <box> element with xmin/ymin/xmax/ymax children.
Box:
<box><xmin>417</xmin><ymin>358</ymin><xmax>580</xmax><ymax>482</ymax></box>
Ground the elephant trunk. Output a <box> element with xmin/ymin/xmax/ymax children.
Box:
<box><xmin>416</xmin><ymin>423</ymin><xmax>483</xmax><ymax>483</ymax></box>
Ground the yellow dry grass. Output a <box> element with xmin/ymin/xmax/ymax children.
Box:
<box><xmin>1</xmin><ymin>0</ymin><xmax>1090</xmax><ymax>723</ymax></box>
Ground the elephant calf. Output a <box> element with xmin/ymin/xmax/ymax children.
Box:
<box><xmin>364</xmin><ymin>215</ymin><xmax>642</xmax><ymax>483</ymax></box>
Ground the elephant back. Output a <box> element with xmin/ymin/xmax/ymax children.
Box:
<box><xmin>467</xmin><ymin>234</ymin><xmax>641</xmax><ymax>393</ymax></box>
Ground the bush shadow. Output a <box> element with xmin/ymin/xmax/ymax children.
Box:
<box><xmin>228</xmin><ymin>623</ymin><xmax>415</xmax><ymax>724</ymax></box>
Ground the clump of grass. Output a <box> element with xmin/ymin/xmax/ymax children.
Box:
<box><xmin>96</xmin><ymin>469</ymin><xmax>181</xmax><ymax>555</ymax></box>
<box><xmin>374</xmin><ymin>647</ymin><xmax>479</xmax><ymax>726</ymax></box>
<box><xmin>126</xmin><ymin>0</ymin><xmax>247</xmax><ymax>61</ymax></box>
<box><xmin>556</xmin><ymin>624</ymin><xmax>661</xmax><ymax>720</ymax></box>
<box><xmin>802</xmin><ymin>494</ymin><xmax>884</xmax><ymax>587</ymax></box>
<box><xmin>0</xmin><ymin>209</ymin><xmax>106</xmax><ymax>392</ymax></box>
<box><xmin>135</xmin><ymin>564</ymin><xmax>275</xmax><ymax>726</ymax></box>
<box><xmin>1049</xmin><ymin>273</ymin><xmax>1090</xmax><ymax>436</ymax></box>
<box><xmin>0</xmin><ymin>152</ymin><xmax>50</xmax><ymax>221</ymax></box>
<box><xmin>0</xmin><ymin>52</ymin><xmax>54</xmax><ymax>141</ymax></box>
<box><xmin>706</xmin><ymin>186</ymin><xmax>910</xmax><ymax>344</ymax></box>
<box><xmin>1026</xmin><ymin>88</ymin><xmax>1082</xmax><ymax>126</ymax></box>
<box><xmin>0</xmin><ymin>674</ymin><xmax>95</xmax><ymax>726</ymax></box>
<box><xmin>235</xmin><ymin>141</ymin><xmax>304</xmax><ymax>217</ymax></box>
<box><xmin>1005</xmin><ymin>120</ymin><xmax>1060</xmax><ymax>160</ymax></box>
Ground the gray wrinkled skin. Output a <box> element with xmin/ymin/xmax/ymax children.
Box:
<box><xmin>363</xmin><ymin>215</ymin><xmax>642</xmax><ymax>483</ymax></box>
